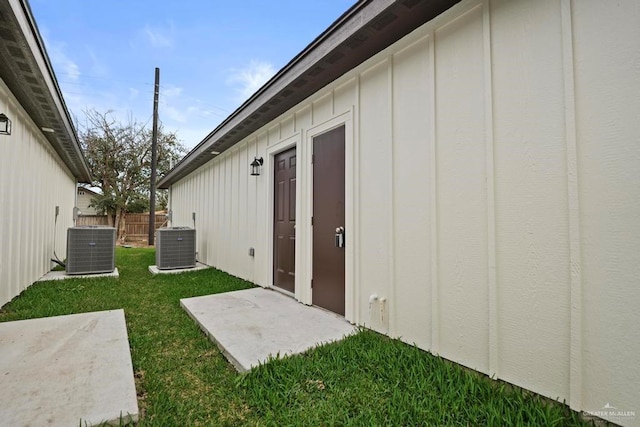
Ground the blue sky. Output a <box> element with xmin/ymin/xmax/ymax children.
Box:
<box><xmin>30</xmin><ymin>1</ymin><xmax>355</xmax><ymax>149</ymax></box>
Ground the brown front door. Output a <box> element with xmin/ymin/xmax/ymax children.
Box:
<box><xmin>273</xmin><ymin>147</ymin><xmax>296</xmax><ymax>293</ymax></box>
<box><xmin>312</xmin><ymin>125</ymin><xmax>346</xmax><ymax>315</ymax></box>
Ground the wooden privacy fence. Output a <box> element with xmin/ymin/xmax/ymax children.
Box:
<box><xmin>125</xmin><ymin>213</ymin><xmax>168</xmax><ymax>241</ymax></box>
<box><xmin>76</xmin><ymin>215</ymin><xmax>110</xmax><ymax>226</ymax></box>
<box><xmin>76</xmin><ymin>213</ymin><xmax>168</xmax><ymax>241</ymax></box>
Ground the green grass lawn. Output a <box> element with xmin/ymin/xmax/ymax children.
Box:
<box><xmin>0</xmin><ymin>248</ymin><xmax>590</xmax><ymax>426</ymax></box>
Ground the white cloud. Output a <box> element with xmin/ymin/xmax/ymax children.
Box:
<box><xmin>144</xmin><ymin>24</ymin><xmax>174</xmax><ymax>49</ymax></box>
<box><xmin>87</xmin><ymin>48</ymin><xmax>108</xmax><ymax>78</ymax></box>
<box><xmin>62</xmin><ymin>59</ymin><xmax>81</xmax><ymax>80</ymax></box>
<box><xmin>42</xmin><ymin>31</ymin><xmax>81</xmax><ymax>80</ymax></box>
<box><xmin>173</xmin><ymin>125</ymin><xmax>219</xmax><ymax>150</ymax></box>
<box><xmin>39</xmin><ymin>32</ymin><xmax>91</xmax><ymax>122</ymax></box>
<box><xmin>162</xmin><ymin>104</ymin><xmax>187</xmax><ymax>123</ymax></box>
<box><xmin>158</xmin><ymin>85</ymin><xmax>187</xmax><ymax>122</ymax></box>
<box><xmin>162</xmin><ymin>85</ymin><xmax>183</xmax><ymax>98</ymax></box>
<box><xmin>227</xmin><ymin>60</ymin><xmax>276</xmax><ymax>100</ymax></box>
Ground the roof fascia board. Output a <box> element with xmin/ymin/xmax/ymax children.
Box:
<box><xmin>159</xmin><ymin>0</ymin><xmax>396</xmax><ymax>188</ymax></box>
<box><xmin>7</xmin><ymin>0</ymin><xmax>92</xmax><ymax>182</ymax></box>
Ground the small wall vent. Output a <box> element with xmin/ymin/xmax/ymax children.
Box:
<box><xmin>156</xmin><ymin>227</ymin><xmax>196</xmax><ymax>270</ymax></box>
<box><xmin>66</xmin><ymin>226</ymin><xmax>116</xmax><ymax>275</ymax></box>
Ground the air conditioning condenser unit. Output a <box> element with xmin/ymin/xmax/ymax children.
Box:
<box><xmin>66</xmin><ymin>226</ymin><xmax>116</xmax><ymax>275</ymax></box>
<box><xmin>156</xmin><ymin>227</ymin><xmax>196</xmax><ymax>270</ymax></box>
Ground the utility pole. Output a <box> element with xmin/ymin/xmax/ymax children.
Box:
<box><xmin>148</xmin><ymin>67</ymin><xmax>160</xmax><ymax>245</ymax></box>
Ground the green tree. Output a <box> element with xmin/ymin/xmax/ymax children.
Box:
<box><xmin>79</xmin><ymin>109</ymin><xmax>186</xmax><ymax>241</ymax></box>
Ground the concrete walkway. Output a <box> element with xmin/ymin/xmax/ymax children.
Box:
<box><xmin>181</xmin><ymin>288</ymin><xmax>357</xmax><ymax>371</ymax></box>
<box><xmin>0</xmin><ymin>310</ymin><xmax>139</xmax><ymax>426</ymax></box>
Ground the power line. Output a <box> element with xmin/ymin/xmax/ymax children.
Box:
<box><xmin>56</xmin><ymin>71</ymin><xmax>154</xmax><ymax>86</ymax></box>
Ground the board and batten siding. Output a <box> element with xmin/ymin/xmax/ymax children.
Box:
<box><xmin>169</xmin><ymin>0</ymin><xmax>640</xmax><ymax>423</ymax></box>
<box><xmin>0</xmin><ymin>77</ymin><xmax>76</xmax><ymax>307</ymax></box>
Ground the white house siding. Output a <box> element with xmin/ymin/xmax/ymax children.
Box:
<box><xmin>76</xmin><ymin>189</ymin><xmax>100</xmax><ymax>215</ymax></box>
<box><xmin>169</xmin><ymin>0</ymin><xmax>640</xmax><ymax>422</ymax></box>
<box><xmin>573</xmin><ymin>0</ymin><xmax>640</xmax><ymax>420</ymax></box>
<box><xmin>0</xmin><ymin>78</ymin><xmax>76</xmax><ymax>307</ymax></box>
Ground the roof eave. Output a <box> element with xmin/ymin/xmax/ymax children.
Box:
<box><xmin>0</xmin><ymin>0</ymin><xmax>92</xmax><ymax>183</ymax></box>
<box><xmin>157</xmin><ymin>0</ymin><xmax>460</xmax><ymax>189</ymax></box>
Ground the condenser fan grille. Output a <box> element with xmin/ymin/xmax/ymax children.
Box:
<box><xmin>66</xmin><ymin>226</ymin><xmax>116</xmax><ymax>274</ymax></box>
<box><xmin>156</xmin><ymin>227</ymin><xmax>196</xmax><ymax>269</ymax></box>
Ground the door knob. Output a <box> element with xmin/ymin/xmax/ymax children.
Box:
<box><xmin>335</xmin><ymin>226</ymin><xmax>345</xmax><ymax>248</ymax></box>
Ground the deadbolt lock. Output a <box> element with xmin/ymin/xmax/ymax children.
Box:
<box><xmin>335</xmin><ymin>226</ymin><xmax>345</xmax><ymax>248</ymax></box>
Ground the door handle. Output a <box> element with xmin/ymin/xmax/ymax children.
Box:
<box><xmin>335</xmin><ymin>226</ymin><xmax>345</xmax><ymax>248</ymax></box>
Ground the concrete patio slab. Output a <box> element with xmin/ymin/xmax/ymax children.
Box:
<box><xmin>148</xmin><ymin>262</ymin><xmax>209</xmax><ymax>275</ymax></box>
<box><xmin>37</xmin><ymin>268</ymin><xmax>119</xmax><ymax>282</ymax></box>
<box><xmin>181</xmin><ymin>287</ymin><xmax>357</xmax><ymax>371</ymax></box>
<box><xmin>0</xmin><ymin>310</ymin><xmax>139</xmax><ymax>426</ymax></box>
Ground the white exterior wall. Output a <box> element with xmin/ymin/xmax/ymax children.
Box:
<box><xmin>77</xmin><ymin>189</ymin><xmax>100</xmax><ymax>215</ymax></box>
<box><xmin>170</xmin><ymin>0</ymin><xmax>640</xmax><ymax>423</ymax></box>
<box><xmin>0</xmin><ymin>78</ymin><xmax>76</xmax><ymax>307</ymax></box>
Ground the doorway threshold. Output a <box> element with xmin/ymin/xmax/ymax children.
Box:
<box><xmin>269</xmin><ymin>285</ymin><xmax>294</xmax><ymax>298</ymax></box>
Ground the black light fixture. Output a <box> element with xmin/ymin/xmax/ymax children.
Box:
<box><xmin>0</xmin><ymin>113</ymin><xmax>11</xmax><ymax>135</ymax></box>
<box><xmin>250</xmin><ymin>156</ymin><xmax>263</xmax><ymax>176</ymax></box>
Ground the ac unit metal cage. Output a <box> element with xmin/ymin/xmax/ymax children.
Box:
<box><xmin>66</xmin><ymin>226</ymin><xmax>116</xmax><ymax>275</ymax></box>
<box><xmin>156</xmin><ymin>227</ymin><xmax>196</xmax><ymax>270</ymax></box>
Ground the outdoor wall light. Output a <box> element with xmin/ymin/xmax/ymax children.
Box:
<box><xmin>0</xmin><ymin>113</ymin><xmax>11</xmax><ymax>135</ymax></box>
<box><xmin>250</xmin><ymin>157</ymin><xmax>263</xmax><ymax>176</ymax></box>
